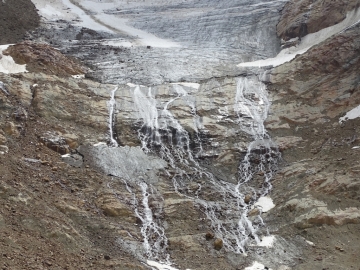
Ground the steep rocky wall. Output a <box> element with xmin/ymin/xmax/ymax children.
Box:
<box><xmin>277</xmin><ymin>0</ymin><xmax>360</xmax><ymax>40</ymax></box>
<box><xmin>0</xmin><ymin>0</ymin><xmax>40</xmax><ymax>45</ymax></box>
<box><xmin>268</xmin><ymin>24</ymin><xmax>360</xmax><ymax>127</ymax></box>
<box><xmin>265</xmin><ymin>11</ymin><xmax>360</xmax><ymax>270</ymax></box>
<box><xmin>2</xmin><ymin>0</ymin><xmax>360</xmax><ymax>269</ymax></box>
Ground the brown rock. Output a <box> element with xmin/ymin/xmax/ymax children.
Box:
<box><xmin>62</xmin><ymin>133</ymin><xmax>79</xmax><ymax>149</ymax></box>
<box><xmin>96</xmin><ymin>191</ymin><xmax>135</xmax><ymax>221</ymax></box>
<box><xmin>214</xmin><ymin>238</ymin><xmax>223</xmax><ymax>250</ymax></box>
<box><xmin>277</xmin><ymin>0</ymin><xmax>359</xmax><ymax>41</ymax></box>
<box><xmin>39</xmin><ymin>133</ymin><xmax>70</xmax><ymax>155</ymax></box>
<box><xmin>3</xmin><ymin>41</ymin><xmax>87</xmax><ymax>76</ymax></box>
<box><xmin>244</xmin><ymin>194</ymin><xmax>252</xmax><ymax>204</ymax></box>
<box><xmin>0</xmin><ymin>144</ymin><xmax>8</xmax><ymax>152</ymax></box>
<box><xmin>0</xmin><ymin>134</ymin><xmax>7</xmax><ymax>145</ymax></box>
<box><xmin>3</xmin><ymin>122</ymin><xmax>19</xmax><ymax>137</ymax></box>
<box><xmin>44</xmin><ymin>261</ymin><xmax>52</xmax><ymax>266</ymax></box>
<box><xmin>205</xmin><ymin>231</ymin><xmax>215</xmax><ymax>240</ymax></box>
<box><xmin>248</xmin><ymin>208</ymin><xmax>260</xmax><ymax>216</ymax></box>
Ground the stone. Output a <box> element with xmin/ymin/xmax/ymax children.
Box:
<box><xmin>13</xmin><ymin>107</ymin><xmax>28</xmax><ymax>121</ymax></box>
<box><xmin>39</xmin><ymin>132</ymin><xmax>70</xmax><ymax>155</ymax></box>
<box><xmin>274</xmin><ymin>136</ymin><xmax>304</xmax><ymax>151</ymax></box>
<box><xmin>3</xmin><ymin>122</ymin><xmax>19</xmax><ymax>137</ymax></box>
<box><xmin>62</xmin><ymin>133</ymin><xmax>79</xmax><ymax>149</ymax></box>
<box><xmin>248</xmin><ymin>208</ymin><xmax>260</xmax><ymax>216</ymax></box>
<box><xmin>61</xmin><ymin>154</ymin><xmax>83</xmax><ymax>168</ymax></box>
<box><xmin>205</xmin><ymin>231</ymin><xmax>214</xmax><ymax>240</ymax></box>
<box><xmin>244</xmin><ymin>194</ymin><xmax>252</xmax><ymax>204</ymax></box>
<box><xmin>55</xmin><ymin>200</ymin><xmax>85</xmax><ymax>215</ymax></box>
<box><xmin>0</xmin><ymin>145</ymin><xmax>9</xmax><ymax>154</ymax></box>
<box><xmin>96</xmin><ymin>190</ymin><xmax>135</xmax><ymax>221</ymax></box>
<box><xmin>0</xmin><ymin>134</ymin><xmax>6</xmax><ymax>145</ymax></box>
<box><xmin>168</xmin><ymin>235</ymin><xmax>203</xmax><ymax>252</ymax></box>
<box><xmin>213</xmin><ymin>238</ymin><xmax>223</xmax><ymax>250</ymax></box>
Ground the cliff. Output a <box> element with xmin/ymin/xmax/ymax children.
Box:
<box><xmin>0</xmin><ymin>0</ymin><xmax>360</xmax><ymax>269</ymax></box>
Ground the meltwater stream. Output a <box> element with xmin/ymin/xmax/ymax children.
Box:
<box><xmin>103</xmin><ymin>74</ymin><xmax>280</xmax><ymax>268</ymax></box>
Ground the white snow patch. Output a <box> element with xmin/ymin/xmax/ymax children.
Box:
<box><xmin>72</xmin><ymin>74</ymin><xmax>85</xmax><ymax>79</ymax></box>
<box><xmin>32</xmin><ymin>0</ymin><xmax>180</xmax><ymax>48</ymax></box>
<box><xmin>352</xmin><ymin>146</ymin><xmax>360</xmax><ymax>149</ymax></box>
<box><xmin>81</xmin><ymin>0</ymin><xmax>117</xmax><ymax>11</ymax></box>
<box><xmin>306</xmin><ymin>240</ymin><xmax>315</xmax><ymax>246</ymax></box>
<box><xmin>127</xmin><ymin>83</ymin><xmax>137</xmax><ymax>87</ymax></box>
<box><xmin>127</xmin><ymin>83</ymin><xmax>145</xmax><ymax>88</ymax></box>
<box><xmin>0</xmin><ymin>45</ymin><xmax>27</xmax><ymax>74</ymax></box>
<box><xmin>146</xmin><ymin>260</ymin><xmax>190</xmax><ymax>270</ymax></box>
<box><xmin>39</xmin><ymin>4</ymin><xmax>63</xmax><ymax>17</ymax></box>
<box><xmin>61</xmin><ymin>154</ymin><xmax>71</xmax><ymax>158</ymax></box>
<box><xmin>171</xmin><ymin>82</ymin><xmax>200</xmax><ymax>89</ymax></box>
<box><xmin>94</xmin><ymin>13</ymin><xmax>181</xmax><ymax>47</ymax></box>
<box><xmin>245</xmin><ymin>261</ymin><xmax>272</xmax><ymax>270</ymax></box>
<box><xmin>93</xmin><ymin>142</ymin><xmax>107</xmax><ymax>147</ymax></box>
<box><xmin>254</xmin><ymin>196</ymin><xmax>275</xmax><ymax>212</ymax></box>
<box><xmin>103</xmin><ymin>39</ymin><xmax>133</xmax><ymax>48</ymax></box>
<box><xmin>238</xmin><ymin>8</ymin><xmax>360</xmax><ymax>68</ymax></box>
<box><xmin>339</xmin><ymin>105</ymin><xmax>360</xmax><ymax>123</ymax></box>
<box><xmin>62</xmin><ymin>0</ymin><xmax>114</xmax><ymax>33</ymax></box>
<box><xmin>258</xmin><ymin>235</ymin><xmax>275</xmax><ymax>247</ymax></box>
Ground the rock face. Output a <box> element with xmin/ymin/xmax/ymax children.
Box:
<box><xmin>4</xmin><ymin>42</ymin><xmax>87</xmax><ymax>76</ymax></box>
<box><xmin>265</xmin><ymin>4</ymin><xmax>360</xmax><ymax>269</ymax></box>
<box><xmin>1</xmin><ymin>0</ymin><xmax>360</xmax><ymax>270</ymax></box>
<box><xmin>268</xmin><ymin>24</ymin><xmax>360</xmax><ymax>127</ymax></box>
<box><xmin>277</xmin><ymin>0</ymin><xmax>360</xmax><ymax>40</ymax></box>
<box><xmin>0</xmin><ymin>0</ymin><xmax>39</xmax><ymax>44</ymax></box>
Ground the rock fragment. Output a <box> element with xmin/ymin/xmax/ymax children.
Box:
<box><xmin>244</xmin><ymin>194</ymin><xmax>252</xmax><ymax>204</ymax></box>
<box><xmin>0</xmin><ymin>134</ymin><xmax>7</xmax><ymax>145</ymax></box>
<box><xmin>4</xmin><ymin>121</ymin><xmax>19</xmax><ymax>137</ymax></box>
<box><xmin>205</xmin><ymin>231</ymin><xmax>214</xmax><ymax>240</ymax></box>
<box><xmin>213</xmin><ymin>238</ymin><xmax>223</xmax><ymax>250</ymax></box>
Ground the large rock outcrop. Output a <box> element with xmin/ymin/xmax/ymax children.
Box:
<box><xmin>277</xmin><ymin>0</ymin><xmax>360</xmax><ymax>40</ymax></box>
<box><xmin>0</xmin><ymin>0</ymin><xmax>39</xmax><ymax>45</ymax></box>
<box><xmin>4</xmin><ymin>42</ymin><xmax>87</xmax><ymax>76</ymax></box>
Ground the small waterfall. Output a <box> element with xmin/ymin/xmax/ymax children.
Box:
<box><xmin>99</xmin><ymin>77</ymin><xmax>280</xmax><ymax>263</ymax></box>
<box><xmin>108</xmin><ymin>86</ymin><xmax>119</xmax><ymax>147</ymax></box>
<box><xmin>235</xmin><ymin>76</ymin><xmax>279</xmax><ymax>195</ymax></box>
<box><xmin>104</xmin><ymin>86</ymin><xmax>171</xmax><ymax>263</ymax></box>
<box><xmin>135</xmin><ymin>182</ymin><xmax>169</xmax><ymax>262</ymax></box>
<box><xmin>129</xmin><ymin>76</ymin><xmax>280</xmax><ymax>257</ymax></box>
